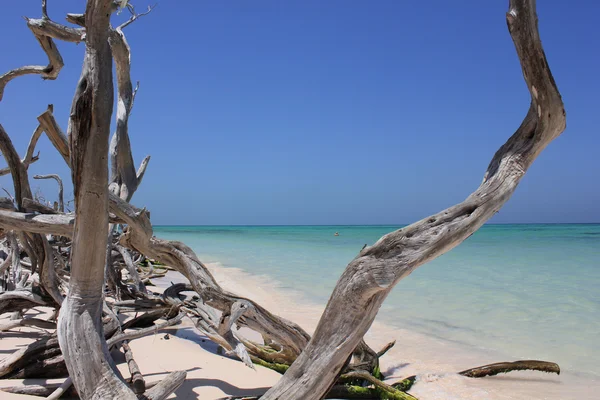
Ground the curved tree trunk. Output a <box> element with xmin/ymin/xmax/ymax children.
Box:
<box><xmin>0</xmin><ymin>1</ymin><xmax>568</xmax><ymax>399</ymax></box>
<box><xmin>56</xmin><ymin>1</ymin><xmax>137</xmax><ymax>398</ymax></box>
<box><xmin>262</xmin><ymin>1</ymin><xmax>566</xmax><ymax>398</ymax></box>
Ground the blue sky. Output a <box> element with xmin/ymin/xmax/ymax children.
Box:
<box><xmin>0</xmin><ymin>1</ymin><xmax>598</xmax><ymax>225</ymax></box>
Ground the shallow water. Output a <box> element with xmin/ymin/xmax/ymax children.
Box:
<box><xmin>154</xmin><ymin>224</ymin><xmax>600</xmax><ymax>379</ymax></box>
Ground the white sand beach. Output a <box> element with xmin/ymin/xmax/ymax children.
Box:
<box><xmin>1</xmin><ymin>263</ymin><xmax>598</xmax><ymax>399</ymax></box>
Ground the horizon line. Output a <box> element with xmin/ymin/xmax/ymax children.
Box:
<box><xmin>152</xmin><ymin>222</ymin><xmax>600</xmax><ymax>227</ymax></box>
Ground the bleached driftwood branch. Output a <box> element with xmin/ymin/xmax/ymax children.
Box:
<box><xmin>262</xmin><ymin>0</ymin><xmax>566</xmax><ymax>398</ymax></box>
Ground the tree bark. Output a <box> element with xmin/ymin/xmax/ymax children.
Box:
<box><xmin>56</xmin><ymin>1</ymin><xmax>137</xmax><ymax>398</ymax></box>
<box><xmin>261</xmin><ymin>1</ymin><xmax>566</xmax><ymax>398</ymax></box>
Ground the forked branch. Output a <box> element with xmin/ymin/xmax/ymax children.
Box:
<box><xmin>0</xmin><ymin>2</ymin><xmax>66</xmax><ymax>102</ymax></box>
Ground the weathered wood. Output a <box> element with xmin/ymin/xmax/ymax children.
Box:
<box><xmin>0</xmin><ymin>1</ymin><xmax>65</xmax><ymax>103</ymax></box>
<box><xmin>0</xmin><ymin>2</ymin><xmax>569</xmax><ymax>398</ymax></box>
<box><xmin>108</xmin><ymin>24</ymin><xmax>150</xmax><ymax>202</ymax></box>
<box><xmin>0</xmin><ymin>197</ymin><xmax>15</xmax><ymax>209</ymax></box>
<box><xmin>122</xmin><ymin>340</ymin><xmax>146</xmax><ymax>394</ymax></box>
<box><xmin>376</xmin><ymin>340</ymin><xmax>396</xmax><ymax>358</ymax></box>
<box><xmin>0</xmin><ymin>208</ymin><xmax>73</xmax><ymax>236</ymax></box>
<box><xmin>143</xmin><ymin>370</ymin><xmax>187</xmax><ymax>400</ymax></box>
<box><xmin>0</xmin><ymin>317</ymin><xmax>56</xmax><ymax>331</ymax></box>
<box><xmin>0</xmin><ymin>122</ymin><xmax>62</xmax><ymax>305</ymax></box>
<box><xmin>120</xmin><ymin>309</ymin><xmax>166</xmax><ymax>330</ymax></box>
<box><xmin>0</xmin><ymin>290</ymin><xmax>48</xmax><ymax>315</ymax></box>
<box><xmin>116</xmin><ymin>244</ymin><xmax>147</xmax><ymax>294</ymax></box>
<box><xmin>37</xmin><ymin>108</ymin><xmax>70</xmax><ymax>167</ymax></box>
<box><xmin>459</xmin><ymin>360</ymin><xmax>560</xmax><ymax>378</ymax></box>
<box><xmin>33</xmin><ymin>174</ymin><xmax>64</xmax><ymax>212</ymax></box>
<box><xmin>56</xmin><ymin>0</ymin><xmax>137</xmax><ymax>398</ymax></box>
<box><xmin>340</xmin><ymin>371</ymin><xmax>418</xmax><ymax>400</ymax></box>
<box><xmin>3</xmin><ymin>61</ymin><xmax>310</xmax><ymax>364</ymax></box>
<box><xmin>0</xmin><ymin>250</ymin><xmax>13</xmax><ymax>275</ymax></box>
<box><xmin>115</xmin><ymin>197</ymin><xmax>310</xmax><ymax>364</ymax></box>
<box><xmin>5</xmin><ymin>354</ymin><xmax>68</xmax><ymax>379</ymax></box>
<box><xmin>107</xmin><ymin>312</ymin><xmax>185</xmax><ymax>348</ymax></box>
<box><xmin>348</xmin><ymin>339</ymin><xmax>381</xmax><ymax>377</ymax></box>
<box><xmin>23</xmin><ymin>198</ymin><xmax>58</xmax><ymax>214</ymax></box>
<box><xmin>261</xmin><ymin>1</ymin><xmax>566</xmax><ymax>398</ymax></box>
<box><xmin>0</xmin><ymin>382</ymin><xmax>77</xmax><ymax>397</ymax></box>
<box><xmin>0</xmin><ymin>124</ymin><xmax>43</xmax><ymax>177</ymax></box>
<box><xmin>217</xmin><ymin>300</ymin><xmax>255</xmax><ymax>369</ymax></box>
<box><xmin>27</xmin><ymin>15</ymin><xmax>84</xmax><ymax>43</ymax></box>
<box><xmin>46</xmin><ymin>377</ymin><xmax>73</xmax><ymax>400</ymax></box>
<box><xmin>0</xmin><ymin>125</ymin><xmax>33</xmax><ymax>211</ymax></box>
<box><xmin>390</xmin><ymin>360</ymin><xmax>561</xmax><ymax>392</ymax></box>
<box><xmin>0</xmin><ymin>315</ymin><xmax>122</xmax><ymax>381</ymax></box>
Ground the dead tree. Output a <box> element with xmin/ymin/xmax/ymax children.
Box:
<box><xmin>261</xmin><ymin>0</ymin><xmax>566</xmax><ymax>398</ymax></box>
<box><xmin>55</xmin><ymin>0</ymin><xmax>138</xmax><ymax>397</ymax></box>
<box><xmin>0</xmin><ymin>0</ymin><xmax>567</xmax><ymax>399</ymax></box>
<box><xmin>0</xmin><ymin>0</ymin><xmax>310</xmax><ymax>396</ymax></box>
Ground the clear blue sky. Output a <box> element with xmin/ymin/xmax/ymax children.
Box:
<box><xmin>1</xmin><ymin>1</ymin><xmax>598</xmax><ymax>225</ymax></box>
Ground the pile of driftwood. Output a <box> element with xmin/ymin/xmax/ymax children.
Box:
<box><xmin>0</xmin><ymin>0</ymin><xmax>565</xmax><ymax>399</ymax></box>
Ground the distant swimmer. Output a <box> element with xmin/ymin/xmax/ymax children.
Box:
<box><xmin>334</xmin><ymin>232</ymin><xmax>339</xmax><ymax>236</ymax></box>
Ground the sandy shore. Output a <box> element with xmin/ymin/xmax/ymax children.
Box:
<box><xmin>1</xmin><ymin>263</ymin><xmax>598</xmax><ymax>399</ymax></box>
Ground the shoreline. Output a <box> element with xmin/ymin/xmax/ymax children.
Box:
<box><xmin>0</xmin><ymin>262</ymin><xmax>598</xmax><ymax>399</ymax></box>
<box><xmin>202</xmin><ymin>260</ymin><xmax>599</xmax><ymax>399</ymax></box>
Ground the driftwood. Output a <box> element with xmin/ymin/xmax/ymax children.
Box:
<box><xmin>33</xmin><ymin>174</ymin><xmax>64</xmax><ymax>212</ymax></box>
<box><xmin>0</xmin><ymin>317</ymin><xmax>56</xmax><ymax>331</ymax></box>
<box><xmin>220</xmin><ymin>358</ymin><xmax>561</xmax><ymax>400</ymax></box>
<box><xmin>390</xmin><ymin>360</ymin><xmax>561</xmax><ymax>393</ymax></box>
<box><xmin>0</xmin><ymin>382</ymin><xmax>77</xmax><ymax>397</ymax></box>
<box><xmin>122</xmin><ymin>341</ymin><xmax>146</xmax><ymax>394</ymax></box>
<box><xmin>459</xmin><ymin>360</ymin><xmax>561</xmax><ymax>378</ymax></box>
<box><xmin>0</xmin><ymin>0</ymin><xmax>567</xmax><ymax>399</ymax></box>
<box><xmin>0</xmin><ymin>124</ymin><xmax>42</xmax><ymax>177</ymax></box>
<box><xmin>0</xmin><ymin>1</ymin><xmax>63</xmax><ymax>102</ymax></box>
<box><xmin>55</xmin><ymin>0</ymin><xmax>138</xmax><ymax>396</ymax></box>
<box><xmin>261</xmin><ymin>0</ymin><xmax>566</xmax><ymax>398</ymax></box>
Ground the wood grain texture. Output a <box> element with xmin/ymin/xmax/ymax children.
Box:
<box><xmin>56</xmin><ymin>1</ymin><xmax>137</xmax><ymax>398</ymax></box>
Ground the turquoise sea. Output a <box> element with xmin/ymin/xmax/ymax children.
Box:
<box><xmin>154</xmin><ymin>224</ymin><xmax>600</xmax><ymax>378</ymax></box>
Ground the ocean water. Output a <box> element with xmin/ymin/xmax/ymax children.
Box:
<box><xmin>154</xmin><ymin>224</ymin><xmax>600</xmax><ymax>378</ymax></box>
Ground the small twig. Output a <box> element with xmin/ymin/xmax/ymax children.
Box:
<box><xmin>107</xmin><ymin>312</ymin><xmax>184</xmax><ymax>347</ymax></box>
<box><xmin>118</xmin><ymin>4</ymin><xmax>157</xmax><ymax>30</ymax></box>
<box><xmin>341</xmin><ymin>371</ymin><xmax>418</xmax><ymax>400</ymax></box>
<box><xmin>2</xmin><ymin>188</ymin><xmax>14</xmax><ymax>202</ymax></box>
<box><xmin>41</xmin><ymin>0</ymin><xmax>48</xmax><ymax>19</ymax></box>
<box><xmin>376</xmin><ymin>340</ymin><xmax>396</xmax><ymax>358</ymax></box>
<box><xmin>46</xmin><ymin>377</ymin><xmax>71</xmax><ymax>400</ymax></box>
<box><xmin>130</xmin><ymin>81</ymin><xmax>140</xmax><ymax>113</ymax></box>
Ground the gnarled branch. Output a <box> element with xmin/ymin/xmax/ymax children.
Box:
<box><xmin>261</xmin><ymin>1</ymin><xmax>566</xmax><ymax>398</ymax></box>
<box><xmin>0</xmin><ymin>2</ymin><xmax>68</xmax><ymax>102</ymax></box>
<box><xmin>56</xmin><ymin>1</ymin><xmax>136</xmax><ymax>398</ymax></box>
